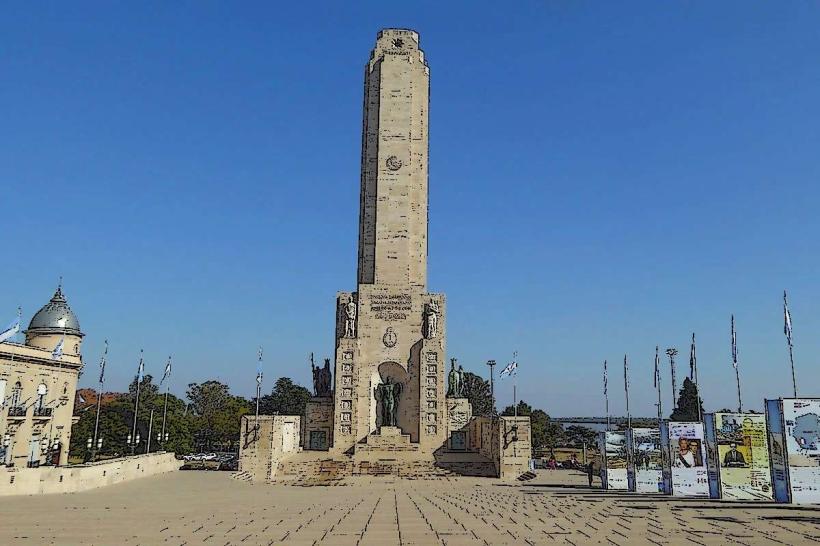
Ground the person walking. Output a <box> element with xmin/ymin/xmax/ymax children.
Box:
<box><xmin>586</xmin><ymin>462</ymin><xmax>595</xmax><ymax>488</ymax></box>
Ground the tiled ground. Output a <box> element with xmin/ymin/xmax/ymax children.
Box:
<box><xmin>2</xmin><ymin>471</ymin><xmax>820</xmax><ymax>545</ymax></box>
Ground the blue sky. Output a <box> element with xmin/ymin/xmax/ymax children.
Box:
<box><xmin>1</xmin><ymin>2</ymin><xmax>818</xmax><ymax>416</ymax></box>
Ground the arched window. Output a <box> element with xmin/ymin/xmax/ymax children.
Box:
<box><xmin>10</xmin><ymin>382</ymin><xmax>22</xmax><ymax>407</ymax></box>
<box><xmin>36</xmin><ymin>383</ymin><xmax>47</xmax><ymax>410</ymax></box>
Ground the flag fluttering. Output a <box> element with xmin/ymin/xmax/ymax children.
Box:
<box><xmin>784</xmin><ymin>291</ymin><xmax>793</xmax><ymax>348</ymax></box>
<box><xmin>689</xmin><ymin>334</ymin><xmax>696</xmax><ymax>380</ymax></box>
<box><xmin>499</xmin><ymin>359</ymin><xmax>518</xmax><ymax>379</ymax></box>
<box><xmin>731</xmin><ymin>315</ymin><xmax>738</xmax><ymax>370</ymax></box>
<box><xmin>653</xmin><ymin>346</ymin><xmax>660</xmax><ymax>388</ymax></box>
<box><xmin>99</xmin><ymin>340</ymin><xmax>108</xmax><ymax>384</ymax></box>
<box><xmin>0</xmin><ymin>311</ymin><xmax>21</xmax><ymax>344</ymax></box>
<box><xmin>256</xmin><ymin>346</ymin><xmax>263</xmax><ymax>385</ymax></box>
<box><xmin>603</xmin><ymin>359</ymin><xmax>608</xmax><ymax>396</ymax></box>
<box><xmin>160</xmin><ymin>356</ymin><xmax>172</xmax><ymax>385</ymax></box>
<box><xmin>51</xmin><ymin>337</ymin><xmax>64</xmax><ymax>360</ymax></box>
<box><xmin>137</xmin><ymin>351</ymin><xmax>145</xmax><ymax>381</ymax></box>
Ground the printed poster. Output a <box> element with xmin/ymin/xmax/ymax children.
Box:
<box><xmin>713</xmin><ymin>413</ymin><xmax>773</xmax><ymax>500</ymax></box>
<box><xmin>600</xmin><ymin>431</ymin><xmax>628</xmax><ymax>490</ymax></box>
<box><xmin>667</xmin><ymin>421</ymin><xmax>708</xmax><ymax>497</ymax></box>
<box><xmin>782</xmin><ymin>399</ymin><xmax>820</xmax><ymax>504</ymax></box>
<box><xmin>629</xmin><ymin>428</ymin><xmax>663</xmax><ymax>493</ymax></box>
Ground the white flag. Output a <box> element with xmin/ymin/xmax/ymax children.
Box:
<box><xmin>500</xmin><ymin>360</ymin><xmax>517</xmax><ymax>379</ymax></box>
<box><xmin>0</xmin><ymin>315</ymin><xmax>20</xmax><ymax>344</ymax></box>
<box><xmin>160</xmin><ymin>356</ymin><xmax>172</xmax><ymax>385</ymax></box>
<box><xmin>52</xmin><ymin>337</ymin><xmax>64</xmax><ymax>360</ymax></box>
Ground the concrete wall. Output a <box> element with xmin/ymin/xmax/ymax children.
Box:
<box><xmin>468</xmin><ymin>416</ymin><xmax>532</xmax><ymax>479</ymax></box>
<box><xmin>0</xmin><ymin>452</ymin><xmax>179</xmax><ymax>496</ymax></box>
<box><xmin>238</xmin><ymin>415</ymin><xmax>301</xmax><ymax>481</ymax></box>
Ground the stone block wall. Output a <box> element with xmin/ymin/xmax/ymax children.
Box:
<box><xmin>0</xmin><ymin>452</ymin><xmax>179</xmax><ymax>496</ymax></box>
<box><xmin>467</xmin><ymin>415</ymin><xmax>532</xmax><ymax>479</ymax></box>
<box><xmin>238</xmin><ymin>415</ymin><xmax>301</xmax><ymax>480</ymax></box>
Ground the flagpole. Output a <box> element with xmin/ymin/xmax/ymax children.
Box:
<box><xmin>130</xmin><ymin>349</ymin><xmax>143</xmax><ymax>457</ymax></box>
<box><xmin>692</xmin><ymin>333</ymin><xmax>701</xmax><ymax>422</ymax></box>
<box><xmin>256</xmin><ymin>346</ymin><xmax>263</xmax><ymax>430</ymax></box>
<box><xmin>603</xmin><ymin>360</ymin><xmax>610</xmax><ymax>432</ymax></box>
<box><xmin>91</xmin><ymin>340</ymin><xmax>108</xmax><ymax>462</ymax></box>
<box><xmin>732</xmin><ymin>315</ymin><xmax>742</xmax><ymax>412</ymax></box>
<box><xmin>784</xmin><ymin>291</ymin><xmax>797</xmax><ymax>398</ymax></box>
<box><xmin>146</xmin><ymin>409</ymin><xmax>154</xmax><ymax>454</ymax></box>
<box><xmin>655</xmin><ymin>346</ymin><xmax>662</xmax><ymax>428</ymax></box>
<box><xmin>666</xmin><ymin>348</ymin><xmax>678</xmax><ymax>411</ymax></box>
<box><xmin>513</xmin><ymin>351</ymin><xmax>518</xmax><ymax>417</ymax></box>
<box><xmin>624</xmin><ymin>355</ymin><xmax>631</xmax><ymax>432</ymax></box>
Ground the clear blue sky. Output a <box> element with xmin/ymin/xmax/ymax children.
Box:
<box><xmin>2</xmin><ymin>2</ymin><xmax>818</xmax><ymax>416</ymax></box>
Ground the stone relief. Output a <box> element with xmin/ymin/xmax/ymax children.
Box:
<box><xmin>382</xmin><ymin>327</ymin><xmax>397</xmax><ymax>348</ymax></box>
<box><xmin>424</xmin><ymin>300</ymin><xmax>439</xmax><ymax>339</ymax></box>
<box><xmin>343</xmin><ymin>296</ymin><xmax>357</xmax><ymax>338</ymax></box>
<box><xmin>385</xmin><ymin>155</ymin><xmax>403</xmax><ymax>171</ymax></box>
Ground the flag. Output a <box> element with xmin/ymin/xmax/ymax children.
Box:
<box><xmin>603</xmin><ymin>360</ymin><xmax>608</xmax><ymax>396</ymax></box>
<box><xmin>137</xmin><ymin>353</ymin><xmax>144</xmax><ymax>381</ymax></box>
<box><xmin>731</xmin><ymin>315</ymin><xmax>738</xmax><ymax>370</ymax></box>
<box><xmin>653</xmin><ymin>346</ymin><xmax>659</xmax><ymax>388</ymax></box>
<box><xmin>689</xmin><ymin>333</ymin><xmax>697</xmax><ymax>380</ymax></box>
<box><xmin>99</xmin><ymin>340</ymin><xmax>108</xmax><ymax>384</ymax></box>
<box><xmin>784</xmin><ymin>291</ymin><xmax>793</xmax><ymax>347</ymax></box>
<box><xmin>256</xmin><ymin>346</ymin><xmax>263</xmax><ymax>385</ymax></box>
<box><xmin>0</xmin><ymin>313</ymin><xmax>21</xmax><ymax>344</ymax></box>
<box><xmin>52</xmin><ymin>337</ymin><xmax>64</xmax><ymax>360</ymax></box>
<box><xmin>160</xmin><ymin>356</ymin><xmax>172</xmax><ymax>385</ymax></box>
<box><xmin>499</xmin><ymin>359</ymin><xmax>517</xmax><ymax>379</ymax></box>
<box><xmin>623</xmin><ymin>354</ymin><xmax>629</xmax><ymax>390</ymax></box>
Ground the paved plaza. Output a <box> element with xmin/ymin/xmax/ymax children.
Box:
<box><xmin>2</xmin><ymin>471</ymin><xmax>820</xmax><ymax>545</ymax></box>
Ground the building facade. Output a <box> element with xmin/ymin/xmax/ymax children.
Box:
<box><xmin>1</xmin><ymin>286</ymin><xmax>83</xmax><ymax>467</ymax></box>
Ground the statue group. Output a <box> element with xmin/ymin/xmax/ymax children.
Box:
<box><xmin>447</xmin><ymin>358</ymin><xmax>465</xmax><ymax>398</ymax></box>
<box><xmin>374</xmin><ymin>377</ymin><xmax>403</xmax><ymax>428</ymax></box>
<box><xmin>311</xmin><ymin>354</ymin><xmax>333</xmax><ymax>397</ymax></box>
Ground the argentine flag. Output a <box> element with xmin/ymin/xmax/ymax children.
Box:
<box><xmin>0</xmin><ymin>315</ymin><xmax>21</xmax><ymax>344</ymax></box>
<box><xmin>52</xmin><ymin>337</ymin><xmax>65</xmax><ymax>360</ymax></box>
<box><xmin>500</xmin><ymin>360</ymin><xmax>518</xmax><ymax>379</ymax></box>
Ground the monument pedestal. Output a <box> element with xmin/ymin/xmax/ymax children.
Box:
<box><xmin>447</xmin><ymin>398</ymin><xmax>472</xmax><ymax>451</ymax></box>
<box><xmin>303</xmin><ymin>396</ymin><xmax>333</xmax><ymax>450</ymax></box>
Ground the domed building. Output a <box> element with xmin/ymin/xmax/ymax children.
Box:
<box><xmin>0</xmin><ymin>284</ymin><xmax>84</xmax><ymax>468</ymax></box>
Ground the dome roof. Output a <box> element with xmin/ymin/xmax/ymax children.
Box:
<box><xmin>27</xmin><ymin>285</ymin><xmax>83</xmax><ymax>336</ymax></box>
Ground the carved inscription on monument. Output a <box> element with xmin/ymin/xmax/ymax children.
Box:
<box><xmin>370</xmin><ymin>293</ymin><xmax>412</xmax><ymax>320</ymax></box>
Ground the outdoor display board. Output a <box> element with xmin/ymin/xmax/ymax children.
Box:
<box><xmin>766</xmin><ymin>398</ymin><xmax>820</xmax><ymax>504</ymax></box>
<box><xmin>704</xmin><ymin>413</ymin><xmax>773</xmax><ymax>500</ymax></box>
<box><xmin>660</xmin><ymin>421</ymin><xmax>708</xmax><ymax>497</ymax></box>
<box><xmin>627</xmin><ymin>428</ymin><xmax>663</xmax><ymax>493</ymax></box>
<box><xmin>598</xmin><ymin>431</ymin><xmax>628</xmax><ymax>490</ymax></box>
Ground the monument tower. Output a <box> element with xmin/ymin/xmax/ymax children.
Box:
<box><xmin>326</xmin><ymin>29</ymin><xmax>446</xmax><ymax>456</ymax></box>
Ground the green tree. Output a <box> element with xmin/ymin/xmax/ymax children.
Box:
<box><xmin>258</xmin><ymin>377</ymin><xmax>311</xmax><ymax>416</ymax></box>
<box><xmin>501</xmin><ymin>400</ymin><xmax>533</xmax><ymax>417</ymax></box>
<box><xmin>670</xmin><ymin>377</ymin><xmax>705</xmax><ymax>422</ymax></box>
<box><xmin>564</xmin><ymin>425</ymin><xmax>597</xmax><ymax>447</ymax></box>
<box><xmin>187</xmin><ymin>381</ymin><xmax>250</xmax><ymax>451</ymax></box>
<box><xmin>461</xmin><ymin>371</ymin><xmax>493</xmax><ymax>416</ymax></box>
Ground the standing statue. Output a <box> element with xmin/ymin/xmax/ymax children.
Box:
<box><xmin>374</xmin><ymin>377</ymin><xmax>403</xmax><ymax>428</ymax></box>
<box><xmin>457</xmin><ymin>364</ymin><xmax>465</xmax><ymax>398</ymax></box>
<box><xmin>447</xmin><ymin>358</ymin><xmax>461</xmax><ymax>397</ymax></box>
<box><xmin>425</xmin><ymin>300</ymin><xmax>439</xmax><ymax>339</ymax></box>
<box><xmin>320</xmin><ymin>358</ymin><xmax>332</xmax><ymax>396</ymax></box>
<box><xmin>344</xmin><ymin>296</ymin><xmax>357</xmax><ymax>338</ymax></box>
<box><xmin>311</xmin><ymin>352</ymin><xmax>320</xmax><ymax>395</ymax></box>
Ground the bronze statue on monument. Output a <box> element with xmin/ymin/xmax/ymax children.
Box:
<box><xmin>374</xmin><ymin>377</ymin><xmax>403</xmax><ymax>428</ymax></box>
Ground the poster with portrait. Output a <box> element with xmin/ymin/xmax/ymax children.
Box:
<box><xmin>662</xmin><ymin>421</ymin><xmax>708</xmax><ymax>497</ymax></box>
<box><xmin>627</xmin><ymin>428</ymin><xmax>663</xmax><ymax>493</ymax></box>
<box><xmin>598</xmin><ymin>431</ymin><xmax>628</xmax><ymax>490</ymax></box>
<box><xmin>705</xmin><ymin>413</ymin><xmax>772</xmax><ymax>500</ymax></box>
<box><xmin>781</xmin><ymin>399</ymin><xmax>820</xmax><ymax>504</ymax></box>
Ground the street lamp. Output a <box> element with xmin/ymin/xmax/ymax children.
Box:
<box><xmin>666</xmin><ymin>348</ymin><xmax>678</xmax><ymax>411</ymax></box>
<box><xmin>486</xmin><ymin>360</ymin><xmax>497</xmax><ymax>417</ymax></box>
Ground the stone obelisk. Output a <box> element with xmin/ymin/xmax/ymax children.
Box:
<box><xmin>331</xmin><ymin>29</ymin><xmax>445</xmax><ymax>456</ymax></box>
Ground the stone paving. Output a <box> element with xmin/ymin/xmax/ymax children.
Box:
<box><xmin>2</xmin><ymin>470</ymin><xmax>820</xmax><ymax>545</ymax></box>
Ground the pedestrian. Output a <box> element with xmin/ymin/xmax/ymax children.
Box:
<box><xmin>586</xmin><ymin>462</ymin><xmax>594</xmax><ymax>488</ymax></box>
